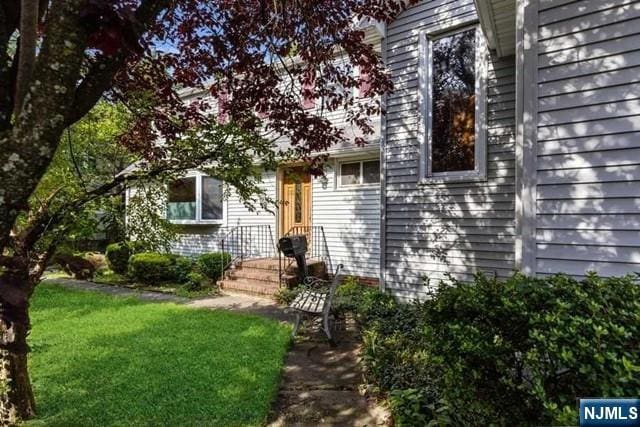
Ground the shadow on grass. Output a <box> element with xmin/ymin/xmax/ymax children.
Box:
<box><xmin>27</xmin><ymin>285</ymin><xmax>291</xmax><ymax>427</ymax></box>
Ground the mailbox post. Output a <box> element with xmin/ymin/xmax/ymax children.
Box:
<box><xmin>278</xmin><ymin>235</ymin><xmax>308</xmax><ymax>282</ymax></box>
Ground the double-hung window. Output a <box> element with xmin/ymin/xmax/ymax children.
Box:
<box><xmin>167</xmin><ymin>173</ymin><xmax>224</xmax><ymax>224</ymax></box>
<box><xmin>419</xmin><ymin>24</ymin><xmax>487</xmax><ymax>182</ymax></box>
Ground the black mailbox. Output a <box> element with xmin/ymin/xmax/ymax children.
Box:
<box><xmin>278</xmin><ymin>235</ymin><xmax>307</xmax><ymax>257</ymax></box>
<box><xmin>278</xmin><ymin>235</ymin><xmax>308</xmax><ymax>282</ymax></box>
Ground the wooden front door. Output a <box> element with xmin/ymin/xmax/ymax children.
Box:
<box><xmin>281</xmin><ymin>167</ymin><xmax>311</xmax><ymax>236</ymax></box>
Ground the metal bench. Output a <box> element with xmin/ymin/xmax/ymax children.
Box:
<box><xmin>288</xmin><ymin>264</ymin><xmax>343</xmax><ymax>342</ymax></box>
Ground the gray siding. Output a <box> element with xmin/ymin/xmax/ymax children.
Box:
<box><xmin>384</xmin><ymin>0</ymin><xmax>517</xmax><ymax>299</ymax></box>
<box><xmin>535</xmin><ymin>0</ymin><xmax>640</xmax><ymax>277</ymax></box>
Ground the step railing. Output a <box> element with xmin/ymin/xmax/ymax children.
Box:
<box><xmin>278</xmin><ymin>225</ymin><xmax>333</xmax><ymax>286</ymax></box>
<box><xmin>219</xmin><ymin>225</ymin><xmax>277</xmax><ymax>274</ymax></box>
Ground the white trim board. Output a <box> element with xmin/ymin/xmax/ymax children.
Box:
<box><xmin>514</xmin><ymin>0</ymin><xmax>538</xmax><ymax>274</ymax></box>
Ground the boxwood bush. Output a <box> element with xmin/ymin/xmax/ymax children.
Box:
<box><xmin>183</xmin><ymin>272</ymin><xmax>208</xmax><ymax>291</ymax></box>
<box><xmin>105</xmin><ymin>242</ymin><xmax>145</xmax><ymax>274</ymax></box>
<box><xmin>127</xmin><ymin>252</ymin><xmax>191</xmax><ymax>284</ymax></box>
<box><xmin>172</xmin><ymin>255</ymin><xmax>194</xmax><ymax>284</ymax></box>
<box><xmin>197</xmin><ymin>252</ymin><xmax>232</xmax><ymax>281</ymax></box>
<box><xmin>105</xmin><ymin>242</ymin><xmax>133</xmax><ymax>274</ymax></box>
<box><xmin>349</xmin><ymin>273</ymin><xmax>640</xmax><ymax>426</ymax></box>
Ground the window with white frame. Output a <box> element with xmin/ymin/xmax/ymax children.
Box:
<box><xmin>167</xmin><ymin>174</ymin><xmax>224</xmax><ymax>223</ymax></box>
<box><xmin>419</xmin><ymin>25</ymin><xmax>487</xmax><ymax>182</ymax></box>
<box><xmin>339</xmin><ymin>159</ymin><xmax>380</xmax><ymax>187</ymax></box>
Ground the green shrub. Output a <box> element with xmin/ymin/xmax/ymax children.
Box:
<box><xmin>333</xmin><ymin>277</ymin><xmax>398</xmax><ymax>327</ymax></box>
<box><xmin>128</xmin><ymin>252</ymin><xmax>178</xmax><ymax>284</ymax></box>
<box><xmin>333</xmin><ymin>276</ymin><xmax>362</xmax><ymax>313</ymax></box>
<box><xmin>183</xmin><ymin>272</ymin><xmax>208</xmax><ymax>291</ymax></box>
<box><xmin>105</xmin><ymin>242</ymin><xmax>144</xmax><ymax>274</ymax></box>
<box><xmin>197</xmin><ymin>252</ymin><xmax>232</xmax><ymax>281</ymax></box>
<box><xmin>388</xmin><ymin>389</ymin><xmax>453</xmax><ymax>427</ymax></box>
<box><xmin>356</xmin><ymin>272</ymin><xmax>640</xmax><ymax>426</ymax></box>
<box><xmin>173</xmin><ymin>256</ymin><xmax>194</xmax><ymax>284</ymax></box>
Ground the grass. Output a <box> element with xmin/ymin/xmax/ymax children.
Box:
<box><xmin>27</xmin><ymin>284</ymin><xmax>291</xmax><ymax>426</ymax></box>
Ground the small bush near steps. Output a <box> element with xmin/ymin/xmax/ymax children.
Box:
<box><xmin>197</xmin><ymin>252</ymin><xmax>232</xmax><ymax>281</ymax></box>
<box><xmin>343</xmin><ymin>273</ymin><xmax>640</xmax><ymax>426</ymax></box>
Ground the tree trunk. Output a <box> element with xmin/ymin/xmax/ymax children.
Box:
<box><xmin>0</xmin><ymin>297</ymin><xmax>35</xmax><ymax>425</ymax></box>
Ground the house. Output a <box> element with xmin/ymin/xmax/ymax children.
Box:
<box><xmin>127</xmin><ymin>0</ymin><xmax>640</xmax><ymax>300</ymax></box>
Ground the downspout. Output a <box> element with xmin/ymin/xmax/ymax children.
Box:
<box><xmin>379</xmin><ymin>22</ymin><xmax>388</xmax><ymax>292</ymax></box>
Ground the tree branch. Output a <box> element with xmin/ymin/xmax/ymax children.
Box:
<box><xmin>66</xmin><ymin>128</ymin><xmax>87</xmax><ymax>191</ymax></box>
<box><xmin>13</xmin><ymin>0</ymin><xmax>39</xmax><ymax>117</ymax></box>
<box><xmin>65</xmin><ymin>0</ymin><xmax>171</xmax><ymax>127</ymax></box>
<box><xmin>0</xmin><ymin>1</ymin><xmax>19</xmax><ymax>129</ymax></box>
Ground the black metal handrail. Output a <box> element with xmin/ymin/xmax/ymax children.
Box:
<box><xmin>219</xmin><ymin>225</ymin><xmax>276</xmax><ymax>274</ymax></box>
<box><xmin>278</xmin><ymin>225</ymin><xmax>333</xmax><ymax>286</ymax></box>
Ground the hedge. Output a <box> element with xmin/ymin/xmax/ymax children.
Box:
<box><xmin>344</xmin><ymin>273</ymin><xmax>640</xmax><ymax>426</ymax></box>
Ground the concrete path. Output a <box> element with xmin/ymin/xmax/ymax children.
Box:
<box><xmin>45</xmin><ymin>278</ymin><xmax>189</xmax><ymax>302</ymax></box>
<box><xmin>43</xmin><ymin>277</ymin><xmax>390</xmax><ymax>426</ymax></box>
<box><xmin>185</xmin><ymin>291</ymin><xmax>292</xmax><ymax>322</ymax></box>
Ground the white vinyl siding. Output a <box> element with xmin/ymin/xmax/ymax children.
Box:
<box><xmin>313</xmin><ymin>161</ymin><xmax>381</xmax><ymax>279</ymax></box>
<box><xmin>226</xmin><ymin>170</ymin><xmax>277</xmax><ymax>228</ymax></box>
<box><xmin>384</xmin><ymin>0</ymin><xmax>517</xmax><ymax>300</ymax></box>
<box><xmin>172</xmin><ymin>227</ymin><xmax>225</xmax><ymax>256</ymax></box>
<box><xmin>534</xmin><ymin>0</ymin><xmax>640</xmax><ymax>278</ymax></box>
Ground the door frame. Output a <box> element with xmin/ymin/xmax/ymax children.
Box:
<box><xmin>277</xmin><ymin>164</ymin><xmax>313</xmax><ymax>237</ymax></box>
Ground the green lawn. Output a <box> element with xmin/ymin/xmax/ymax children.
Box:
<box><xmin>27</xmin><ymin>284</ymin><xmax>290</xmax><ymax>426</ymax></box>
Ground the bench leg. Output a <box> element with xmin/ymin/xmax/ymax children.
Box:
<box><xmin>323</xmin><ymin>314</ymin><xmax>336</xmax><ymax>346</ymax></box>
<box><xmin>292</xmin><ymin>313</ymin><xmax>302</xmax><ymax>338</ymax></box>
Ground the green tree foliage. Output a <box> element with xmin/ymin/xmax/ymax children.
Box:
<box><xmin>28</xmin><ymin>102</ymin><xmax>134</xmax><ymax>252</ymax></box>
<box><xmin>124</xmin><ymin>182</ymin><xmax>178</xmax><ymax>253</ymax></box>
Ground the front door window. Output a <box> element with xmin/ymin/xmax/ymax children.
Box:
<box><xmin>294</xmin><ymin>182</ymin><xmax>302</xmax><ymax>223</ymax></box>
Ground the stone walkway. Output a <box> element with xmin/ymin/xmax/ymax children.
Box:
<box><xmin>267</xmin><ymin>327</ymin><xmax>390</xmax><ymax>426</ymax></box>
<box><xmin>43</xmin><ymin>277</ymin><xmax>390</xmax><ymax>426</ymax></box>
